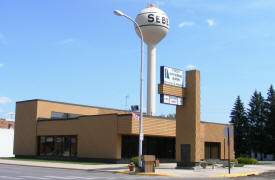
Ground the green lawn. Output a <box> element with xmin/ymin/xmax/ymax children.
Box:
<box><xmin>1</xmin><ymin>158</ymin><xmax>107</xmax><ymax>165</ymax></box>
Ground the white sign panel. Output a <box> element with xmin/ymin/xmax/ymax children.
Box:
<box><xmin>169</xmin><ymin>96</ymin><xmax>178</xmax><ymax>105</ymax></box>
<box><xmin>177</xmin><ymin>97</ymin><xmax>183</xmax><ymax>106</ymax></box>
<box><xmin>160</xmin><ymin>94</ymin><xmax>183</xmax><ymax>106</ymax></box>
<box><xmin>162</xmin><ymin>94</ymin><xmax>170</xmax><ymax>104</ymax></box>
<box><xmin>160</xmin><ymin>66</ymin><xmax>184</xmax><ymax>87</ymax></box>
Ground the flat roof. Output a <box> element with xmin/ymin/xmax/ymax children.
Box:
<box><xmin>201</xmin><ymin>121</ymin><xmax>229</xmax><ymax>126</ymax></box>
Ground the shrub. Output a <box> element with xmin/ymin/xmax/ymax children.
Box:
<box><xmin>206</xmin><ymin>160</ymin><xmax>214</xmax><ymax>165</ymax></box>
<box><xmin>230</xmin><ymin>159</ymin><xmax>238</xmax><ymax>164</ymax></box>
<box><xmin>234</xmin><ymin>163</ymin><xmax>244</xmax><ymax>167</ymax></box>
<box><xmin>237</xmin><ymin>157</ymin><xmax>258</xmax><ymax>164</ymax></box>
<box><xmin>131</xmin><ymin>156</ymin><xmax>139</xmax><ymax>166</ymax></box>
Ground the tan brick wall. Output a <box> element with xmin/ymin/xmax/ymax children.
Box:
<box><xmin>158</xmin><ymin>84</ymin><xmax>185</xmax><ymax>97</ymax></box>
<box><xmin>118</xmin><ymin>115</ymin><xmax>175</xmax><ymax>137</ymax></box>
<box><xmin>37</xmin><ymin>114</ymin><xmax>121</xmax><ymax>159</ymax></box>
<box><xmin>14</xmin><ymin>101</ymin><xmax>38</xmax><ymax>156</ymax></box>
<box><xmin>14</xmin><ymin>99</ymin><xmax>128</xmax><ymax>158</ymax></box>
<box><xmin>176</xmin><ymin>70</ymin><xmax>201</xmax><ymax>163</ymax></box>
<box><xmin>14</xmin><ymin>99</ymin><xmax>234</xmax><ymax>161</ymax></box>
<box><xmin>200</xmin><ymin>122</ymin><xmax>234</xmax><ymax>160</ymax></box>
<box><xmin>36</xmin><ymin>100</ymin><xmax>128</xmax><ymax>119</ymax></box>
<box><xmin>117</xmin><ymin>115</ymin><xmax>133</xmax><ymax>134</ymax></box>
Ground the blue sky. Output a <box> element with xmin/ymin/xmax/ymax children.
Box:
<box><xmin>0</xmin><ymin>0</ymin><xmax>274</xmax><ymax>123</ymax></box>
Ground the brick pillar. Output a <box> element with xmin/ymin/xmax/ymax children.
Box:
<box><xmin>176</xmin><ymin>70</ymin><xmax>200</xmax><ymax>167</ymax></box>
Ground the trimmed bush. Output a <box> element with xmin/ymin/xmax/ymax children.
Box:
<box><xmin>234</xmin><ymin>163</ymin><xmax>245</xmax><ymax>167</ymax></box>
<box><xmin>131</xmin><ymin>156</ymin><xmax>139</xmax><ymax>167</ymax></box>
<box><xmin>237</xmin><ymin>157</ymin><xmax>258</xmax><ymax>164</ymax></box>
<box><xmin>206</xmin><ymin>160</ymin><xmax>214</xmax><ymax>165</ymax></box>
<box><xmin>230</xmin><ymin>159</ymin><xmax>238</xmax><ymax>164</ymax></box>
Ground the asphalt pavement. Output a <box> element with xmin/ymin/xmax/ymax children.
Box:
<box><xmin>0</xmin><ymin>164</ymin><xmax>167</xmax><ymax>180</ymax></box>
<box><xmin>1</xmin><ymin>159</ymin><xmax>275</xmax><ymax>179</ymax></box>
<box><xmin>0</xmin><ymin>164</ymin><xmax>224</xmax><ymax>180</ymax></box>
<box><xmin>234</xmin><ymin>170</ymin><xmax>275</xmax><ymax>180</ymax></box>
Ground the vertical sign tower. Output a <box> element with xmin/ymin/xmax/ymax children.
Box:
<box><xmin>135</xmin><ymin>4</ymin><xmax>169</xmax><ymax>116</ymax></box>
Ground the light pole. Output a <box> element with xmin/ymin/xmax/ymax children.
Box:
<box><xmin>114</xmin><ymin>10</ymin><xmax>144</xmax><ymax>168</ymax></box>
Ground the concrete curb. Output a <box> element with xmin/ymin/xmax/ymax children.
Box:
<box><xmin>116</xmin><ymin>171</ymin><xmax>180</xmax><ymax>178</ymax></box>
<box><xmin>209</xmin><ymin>172</ymin><xmax>259</xmax><ymax>178</ymax></box>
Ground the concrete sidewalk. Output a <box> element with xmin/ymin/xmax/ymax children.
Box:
<box><xmin>0</xmin><ymin>159</ymin><xmax>274</xmax><ymax>178</ymax></box>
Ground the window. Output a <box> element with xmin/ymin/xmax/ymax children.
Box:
<box><xmin>70</xmin><ymin>136</ymin><xmax>77</xmax><ymax>157</ymax></box>
<box><xmin>38</xmin><ymin>135</ymin><xmax>77</xmax><ymax>157</ymax></box>
<box><xmin>51</xmin><ymin>112</ymin><xmax>82</xmax><ymax>120</ymax></box>
<box><xmin>121</xmin><ymin>135</ymin><xmax>175</xmax><ymax>159</ymax></box>
<box><xmin>63</xmin><ymin>136</ymin><xmax>71</xmax><ymax>157</ymax></box>
<box><xmin>45</xmin><ymin>136</ymin><xmax>54</xmax><ymax>156</ymax></box>
<box><xmin>205</xmin><ymin>142</ymin><xmax>220</xmax><ymax>159</ymax></box>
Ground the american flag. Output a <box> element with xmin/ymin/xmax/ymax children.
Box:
<box><xmin>131</xmin><ymin>112</ymin><xmax>140</xmax><ymax>121</ymax></box>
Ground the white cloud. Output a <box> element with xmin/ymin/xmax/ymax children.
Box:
<box><xmin>0</xmin><ymin>64</ymin><xmax>3</xmax><ymax>68</ymax></box>
<box><xmin>0</xmin><ymin>97</ymin><xmax>12</xmax><ymax>104</ymax></box>
<box><xmin>179</xmin><ymin>21</ymin><xmax>195</xmax><ymax>28</ymax></box>
<box><xmin>186</xmin><ymin>64</ymin><xmax>197</xmax><ymax>69</ymax></box>
<box><xmin>62</xmin><ymin>38</ymin><xmax>74</xmax><ymax>44</ymax></box>
<box><xmin>206</xmin><ymin>19</ymin><xmax>215</xmax><ymax>27</ymax></box>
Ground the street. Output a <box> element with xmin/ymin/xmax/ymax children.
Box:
<box><xmin>0</xmin><ymin>164</ymin><xmax>181</xmax><ymax>180</ymax></box>
<box><xmin>234</xmin><ymin>171</ymin><xmax>275</xmax><ymax>180</ymax></box>
<box><xmin>1</xmin><ymin>164</ymin><xmax>275</xmax><ymax>180</ymax></box>
<box><xmin>0</xmin><ymin>164</ymin><xmax>166</xmax><ymax>180</ymax></box>
<box><xmin>0</xmin><ymin>164</ymin><xmax>217</xmax><ymax>180</ymax></box>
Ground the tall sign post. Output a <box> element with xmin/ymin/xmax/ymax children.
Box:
<box><xmin>224</xmin><ymin>126</ymin><xmax>233</xmax><ymax>174</ymax></box>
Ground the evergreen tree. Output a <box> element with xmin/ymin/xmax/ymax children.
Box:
<box><xmin>230</xmin><ymin>96</ymin><xmax>249</xmax><ymax>157</ymax></box>
<box><xmin>266</xmin><ymin>85</ymin><xmax>275</xmax><ymax>155</ymax></box>
<box><xmin>247</xmin><ymin>91</ymin><xmax>267</xmax><ymax>160</ymax></box>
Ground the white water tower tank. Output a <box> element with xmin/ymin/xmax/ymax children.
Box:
<box><xmin>135</xmin><ymin>4</ymin><xmax>169</xmax><ymax>116</ymax></box>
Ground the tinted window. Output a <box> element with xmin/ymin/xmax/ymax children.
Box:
<box><xmin>205</xmin><ymin>142</ymin><xmax>220</xmax><ymax>159</ymax></box>
<box><xmin>121</xmin><ymin>135</ymin><xmax>175</xmax><ymax>159</ymax></box>
<box><xmin>38</xmin><ymin>135</ymin><xmax>77</xmax><ymax>157</ymax></box>
<box><xmin>51</xmin><ymin>112</ymin><xmax>81</xmax><ymax>119</ymax></box>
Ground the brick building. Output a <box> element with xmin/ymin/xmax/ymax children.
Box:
<box><xmin>0</xmin><ymin>119</ymin><xmax>15</xmax><ymax>129</ymax></box>
<box><xmin>13</xmin><ymin>71</ymin><xmax>234</xmax><ymax>165</ymax></box>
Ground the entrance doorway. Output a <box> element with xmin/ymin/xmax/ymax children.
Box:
<box><xmin>121</xmin><ymin>135</ymin><xmax>175</xmax><ymax>159</ymax></box>
<box><xmin>205</xmin><ymin>142</ymin><xmax>220</xmax><ymax>159</ymax></box>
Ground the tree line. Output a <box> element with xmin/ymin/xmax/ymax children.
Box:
<box><xmin>230</xmin><ymin>85</ymin><xmax>275</xmax><ymax>159</ymax></box>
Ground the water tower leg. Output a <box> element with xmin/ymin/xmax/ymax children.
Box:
<box><xmin>147</xmin><ymin>45</ymin><xmax>156</xmax><ymax>116</ymax></box>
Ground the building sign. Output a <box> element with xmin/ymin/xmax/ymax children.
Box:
<box><xmin>160</xmin><ymin>66</ymin><xmax>184</xmax><ymax>87</ymax></box>
<box><xmin>160</xmin><ymin>94</ymin><xmax>183</xmax><ymax>106</ymax></box>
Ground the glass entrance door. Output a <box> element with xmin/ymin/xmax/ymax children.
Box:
<box><xmin>205</xmin><ymin>142</ymin><xmax>220</xmax><ymax>159</ymax></box>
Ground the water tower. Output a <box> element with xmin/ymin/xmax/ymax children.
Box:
<box><xmin>135</xmin><ymin>4</ymin><xmax>169</xmax><ymax>116</ymax></box>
